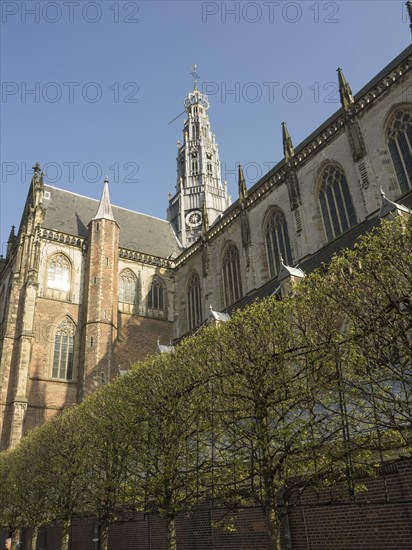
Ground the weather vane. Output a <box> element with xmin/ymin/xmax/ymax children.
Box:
<box><xmin>191</xmin><ymin>64</ymin><xmax>200</xmax><ymax>89</ymax></box>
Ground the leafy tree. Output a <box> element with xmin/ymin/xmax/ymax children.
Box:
<box><xmin>76</xmin><ymin>382</ymin><xmax>137</xmax><ymax>550</ymax></box>
<box><xmin>200</xmin><ymin>297</ymin><xmax>342</xmax><ymax>550</ymax></box>
<box><xmin>122</xmin><ymin>347</ymin><xmax>213</xmax><ymax>550</ymax></box>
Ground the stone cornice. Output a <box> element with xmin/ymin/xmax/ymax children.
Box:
<box><xmin>119</xmin><ymin>247</ymin><xmax>173</xmax><ymax>269</ymax></box>
<box><xmin>42</xmin><ymin>228</ymin><xmax>86</xmax><ymax>248</ymax></box>
<box><xmin>40</xmin><ymin>229</ymin><xmax>174</xmax><ymax>269</ymax></box>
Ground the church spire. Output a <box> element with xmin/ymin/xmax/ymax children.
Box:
<box><xmin>282</xmin><ymin>122</ymin><xmax>294</xmax><ymax>164</ymax></box>
<box><xmin>337</xmin><ymin>68</ymin><xmax>354</xmax><ymax>112</ymax></box>
<box><xmin>93</xmin><ymin>176</ymin><xmax>115</xmax><ymax>221</ymax></box>
<box><xmin>167</xmin><ymin>78</ymin><xmax>231</xmax><ymax>247</ymax></box>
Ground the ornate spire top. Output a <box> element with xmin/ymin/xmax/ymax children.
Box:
<box><xmin>31</xmin><ymin>162</ymin><xmax>41</xmax><ymax>186</ymax></box>
<box><xmin>282</xmin><ymin>122</ymin><xmax>294</xmax><ymax>164</ymax></box>
<box><xmin>32</xmin><ymin>162</ymin><xmax>41</xmax><ymax>175</ymax></box>
<box><xmin>93</xmin><ymin>177</ymin><xmax>115</xmax><ymax>221</ymax></box>
<box><xmin>238</xmin><ymin>164</ymin><xmax>247</xmax><ymax>205</ymax></box>
<box><xmin>407</xmin><ymin>1</ymin><xmax>412</xmax><ymax>33</ymax></box>
<box><xmin>191</xmin><ymin>64</ymin><xmax>199</xmax><ymax>90</ymax></box>
<box><xmin>337</xmin><ymin>68</ymin><xmax>354</xmax><ymax>112</ymax></box>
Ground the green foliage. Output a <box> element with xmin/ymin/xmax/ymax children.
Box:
<box><xmin>1</xmin><ymin>215</ymin><xmax>412</xmax><ymax>550</ymax></box>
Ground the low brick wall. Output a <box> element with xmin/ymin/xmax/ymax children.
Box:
<box><xmin>3</xmin><ymin>458</ymin><xmax>411</xmax><ymax>549</ymax></box>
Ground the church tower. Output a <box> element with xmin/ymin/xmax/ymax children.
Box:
<box><xmin>80</xmin><ymin>177</ymin><xmax>119</xmax><ymax>398</ymax></box>
<box><xmin>167</xmin><ymin>84</ymin><xmax>231</xmax><ymax>246</ymax></box>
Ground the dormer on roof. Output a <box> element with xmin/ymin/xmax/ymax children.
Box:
<box><xmin>379</xmin><ymin>188</ymin><xmax>412</xmax><ymax>219</ymax></box>
<box><xmin>209</xmin><ymin>305</ymin><xmax>230</xmax><ymax>324</ymax></box>
<box><xmin>157</xmin><ymin>337</ymin><xmax>173</xmax><ymax>354</ymax></box>
<box><xmin>278</xmin><ymin>258</ymin><xmax>305</xmax><ymax>297</ymax></box>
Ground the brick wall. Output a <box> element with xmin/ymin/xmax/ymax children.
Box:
<box><xmin>13</xmin><ymin>457</ymin><xmax>412</xmax><ymax>550</ymax></box>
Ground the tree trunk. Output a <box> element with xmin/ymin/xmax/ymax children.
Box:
<box><xmin>30</xmin><ymin>526</ymin><xmax>39</xmax><ymax>550</ymax></box>
<box><xmin>166</xmin><ymin>514</ymin><xmax>177</xmax><ymax>550</ymax></box>
<box><xmin>99</xmin><ymin>523</ymin><xmax>110</xmax><ymax>550</ymax></box>
<box><xmin>61</xmin><ymin>519</ymin><xmax>71</xmax><ymax>550</ymax></box>
<box><xmin>11</xmin><ymin>530</ymin><xmax>19</xmax><ymax>550</ymax></box>
<box><xmin>266</xmin><ymin>504</ymin><xmax>281</xmax><ymax>550</ymax></box>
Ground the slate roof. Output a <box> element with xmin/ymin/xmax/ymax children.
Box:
<box><xmin>42</xmin><ymin>185</ymin><xmax>181</xmax><ymax>259</ymax></box>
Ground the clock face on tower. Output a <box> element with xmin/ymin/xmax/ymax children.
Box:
<box><xmin>186</xmin><ymin>210</ymin><xmax>202</xmax><ymax>228</ymax></box>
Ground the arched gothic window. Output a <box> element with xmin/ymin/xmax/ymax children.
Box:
<box><xmin>47</xmin><ymin>254</ymin><xmax>71</xmax><ymax>300</ymax></box>
<box><xmin>148</xmin><ymin>277</ymin><xmax>165</xmax><ymax>313</ymax></box>
<box><xmin>319</xmin><ymin>165</ymin><xmax>356</xmax><ymax>241</ymax></box>
<box><xmin>387</xmin><ymin>108</ymin><xmax>412</xmax><ymax>194</ymax></box>
<box><xmin>265</xmin><ymin>209</ymin><xmax>293</xmax><ymax>279</ymax></box>
<box><xmin>118</xmin><ymin>270</ymin><xmax>137</xmax><ymax>313</ymax></box>
<box><xmin>222</xmin><ymin>244</ymin><xmax>243</xmax><ymax>307</ymax></box>
<box><xmin>52</xmin><ymin>317</ymin><xmax>75</xmax><ymax>380</ymax></box>
<box><xmin>187</xmin><ymin>272</ymin><xmax>202</xmax><ymax>331</ymax></box>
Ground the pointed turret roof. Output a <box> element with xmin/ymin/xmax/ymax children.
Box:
<box><xmin>93</xmin><ymin>176</ymin><xmax>116</xmax><ymax>221</ymax></box>
<box><xmin>337</xmin><ymin>67</ymin><xmax>354</xmax><ymax>112</ymax></box>
<box><xmin>8</xmin><ymin>225</ymin><xmax>15</xmax><ymax>242</ymax></box>
<box><xmin>282</xmin><ymin>122</ymin><xmax>294</xmax><ymax>164</ymax></box>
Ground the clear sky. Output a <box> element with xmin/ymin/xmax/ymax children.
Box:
<box><xmin>0</xmin><ymin>0</ymin><xmax>410</xmax><ymax>252</ymax></box>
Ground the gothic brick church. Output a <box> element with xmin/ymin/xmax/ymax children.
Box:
<box><xmin>0</xmin><ymin>38</ymin><xmax>411</xmax><ymax>450</ymax></box>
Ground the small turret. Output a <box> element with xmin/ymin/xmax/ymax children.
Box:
<box><xmin>238</xmin><ymin>164</ymin><xmax>248</xmax><ymax>207</ymax></box>
<box><xmin>337</xmin><ymin>68</ymin><xmax>354</xmax><ymax>112</ymax></box>
<box><xmin>81</xmin><ymin>176</ymin><xmax>119</xmax><ymax>397</ymax></box>
<box><xmin>7</xmin><ymin>225</ymin><xmax>17</xmax><ymax>257</ymax></box>
<box><xmin>337</xmin><ymin>68</ymin><xmax>366</xmax><ymax>161</ymax></box>
<box><xmin>282</xmin><ymin>122</ymin><xmax>294</xmax><ymax>165</ymax></box>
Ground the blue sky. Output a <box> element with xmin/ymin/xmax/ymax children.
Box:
<box><xmin>0</xmin><ymin>0</ymin><xmax>410</xmax><ymax>251</ymax></box>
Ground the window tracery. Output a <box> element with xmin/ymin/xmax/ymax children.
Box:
<box><xmin>187</xmin><ymin>272</ymin><xmax>202</xmax><ymax>330</ymax></box>
<box><xmin>387</xmin><ymin>108</ymin><xmax>412</xmax><ymax>194</ymax></box>
<box><xmin>265</xmin><ymin>209</ymin><xmax>293</xmax><ymax>278</ymax></box>
<box><xmin>222</xmin><ymin>244</ymin><xmax>243</xmax><ymax>307</ymax></box>
<box><xmin>52</xmin><ymin>317</ymin><xmax>75</xmax><ymax>381</ymax></box>
<box><xmin>319</xmin><ymin>165</ymin><xmax>356</xmax><ymax>241</ymax></box>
